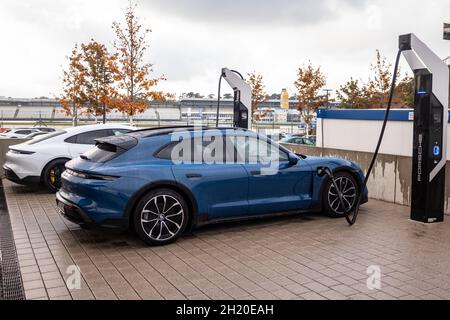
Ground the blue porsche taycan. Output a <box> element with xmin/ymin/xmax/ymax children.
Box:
<box><xmin>56</xmin><ymin>127</ymin><xmax>368</xmax><ymax>245</ymax></box>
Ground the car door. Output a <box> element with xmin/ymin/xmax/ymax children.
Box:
<box><xmin>171</xmin><ymin>135</ymin><xmax>249</xmax><ymax>220</ymax></box>
<box><xmin>237</xmin><ymin>135</ymin><xmax>313</xmax><ymax>215</ymax></box>
<box><xmin>66</xmin><ymin>129</ymin><xmax>115</xmax><ymax>157</ymax></box>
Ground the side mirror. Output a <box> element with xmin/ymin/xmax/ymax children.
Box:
<box><xmin>288</xmin><ymin>153</ymin><xmax>299</xmax><ymax>166</ymax></box>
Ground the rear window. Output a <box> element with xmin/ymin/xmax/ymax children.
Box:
<box><xmin>81</xmin><ymin>144</ymin><xmax>122</xmax><ymax>163</ymax></box>
<box><xmin>24</xmin><ymin>130</ymin><xmax>66</xmax><ymax>145</ymax></box>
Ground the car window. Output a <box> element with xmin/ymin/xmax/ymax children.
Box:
<box><xmin>25</xmin><ymin>131</ymin><xmax>66</xmax><ymax>145</ymax></box>
<box><xmin>157</xmin><ymin>136</ymin><xmax>229</xmax><ymax>164</ymax></box>
<box><xmin>155</xmin><ymin>142</ymin><xmax>179</xmax><ymax>160</ymax></box>
<box><xmin>15</xmin><ymin>130</ymin><xmax>32</xmax><ymax>135</ymax></box>
<box><xmin>235</xmin><ymin>136</ymin><xmax>289</xmax><ymax>164</ymax></box>
<box><xmin>67</xmin><ymin>129</ymin><xmax>113</xmax><ymax>145</ymax></box>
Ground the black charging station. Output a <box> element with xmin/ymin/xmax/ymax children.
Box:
<box><xmin>400</xmin><ymin>33</ymin><xmax>449</xmax><ymax>223</ymax></box>
<box><xmin>410</xmin><ymin>69</ymin><xmax>446</xmax><ymax>222</ymax></box>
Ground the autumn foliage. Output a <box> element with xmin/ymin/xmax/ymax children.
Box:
<box><xmin>111</xmin><ymin>2</ymin><xmax>168</xmax><ymax>119</ymax></box>
<box><xmin>294</xmin><ymin>62</ymin><xmax>326</xmax><ymax>133</ymax></box>
<box><xmin>337</xmin><ymin>50</ymin><xmax>413</xmax><ymax>109</ymax></box>
<box><xmin>59</xmin><ymin>2</ymin><xmax>168</xmax><ymax>124</ymax></box>
<box><xmin>80</xmin><ymin>40</ymin><xmax>118</xmax><ymax>119</ymax></box>
<box><xmin>247</xmin><ymin>72</ymin><xmax>267</xmax><ymax>120</ymax></box>
<box><xmin>59</xmin><ymin>46</ymin><xmax>87</xmax><ymax>126</ymax></box>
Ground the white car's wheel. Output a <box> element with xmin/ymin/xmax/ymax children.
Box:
<box><xmin>42</xmin><ymin>159</ymin><xmax>69</xmax><ymax>193</ymax></box>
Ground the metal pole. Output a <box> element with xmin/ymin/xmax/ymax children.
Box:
<box><xmin>323</xmin><ymin>89</ymin><xmax>333</xmax><ymax>109</ymax></box>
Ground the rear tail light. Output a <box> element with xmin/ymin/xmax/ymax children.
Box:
<box><xmin>9</xmin><ymin>149</ymin><xmax>35</xmax><ymax>155</ymax></box>
<box><xmin>65</xmin><ymin>169</ymin><xmax>119</xmax><ymax>181</ymax></box>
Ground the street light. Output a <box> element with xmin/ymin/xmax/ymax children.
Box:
<box><xmin>323</xmin><ymin>89</ymin><xmax>333</xmax><ymax>109</ymax></box>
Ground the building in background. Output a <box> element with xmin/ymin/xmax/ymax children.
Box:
<box><xmin>280</xmin><ymin>89</ymin><xmax>289</xmax><ymax>110</ymax></box>
<box><xmin>0</xmin><ymin>96</ymin><xmax>331</xmax><ymax>125</ymax></box>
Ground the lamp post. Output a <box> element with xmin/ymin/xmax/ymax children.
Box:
<box><xmin>323</xmin><ymin>89</ymin><xmax>333</xmax><ymax>109</ymax></box>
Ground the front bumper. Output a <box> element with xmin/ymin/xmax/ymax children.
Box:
<box><xmin>361</xmin><ymin>190</ymin><xmax>369</xmax><ymax>205</ymax></box>
<box><xmin>3</xmin><ymin>165</ymin><xmax>40</xmax><ymax>185</ymax></box>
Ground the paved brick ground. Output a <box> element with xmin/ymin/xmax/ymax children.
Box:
<box><xmin>3</xmin><ymin>180</ymin><xmax>450</xmax><ymax>300</ymax></box>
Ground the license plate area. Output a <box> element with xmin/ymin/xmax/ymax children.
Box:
<box><xmin>57</xmin><ymin>201</ymin><xmax>65</xmax><ymax>215</ymax></box>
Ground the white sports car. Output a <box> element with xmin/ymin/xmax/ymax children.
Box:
<box><xmin>3</xmin><ymin>123</ymin><xmax>136</xmax><ymax>192</ymax></box>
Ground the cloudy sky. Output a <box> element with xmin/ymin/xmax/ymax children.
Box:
<box><xmin>1</xmin><ymin>0</ymin><xmax>450</xmax><ymax>99</ymax></box>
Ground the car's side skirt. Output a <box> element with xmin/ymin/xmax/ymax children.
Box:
<box><xmin>194</xmin><ymin>207</ymin><xmax>323</xmax><ymax>229</ymax></box>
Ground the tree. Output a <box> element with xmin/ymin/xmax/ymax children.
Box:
<box><xmin>59</xmin><ymin>46</ymin><xmax>88</xmax><ymax>126</ymax></box>
<box><xmin>337</xmin><ymin>50</ymin><xmax>411</xmax><ymax>109</ymax></box>
<box><xmin>247</xmin><ymin>72</ymin><xmax>267</xmax><ymax>120</ymax></box>
<box><xmin>365</xmin><ymin>50</ymin><xmax>401</xmax><ymax>108</ymax></box>
<box><xmin>112</xmin><ymin>2</ymin><xmax>167</xmax><ymax>123</ymax></box>
<box><xmin>80</xmin><ymin>40</ymin><xmax>118</xmax><ymax>123</ymax></box>
<box><xmin>223</xmin><ymin>93</ymin><xmax>233</xmax><ymax>99</ymax></box>
<box><xmin>294</xmin><ymin>62</ymin><xmax>326</xmax><ymax>135</ymax></box>
<box><xmin>336</xmin><ymin>78</ymin><xmax>370</xmax><ymax>109</ymax></box>
<box><xmin>394</xmin><ymin>75</ymin><xmax>414</xmax><ymax>108</ymax></box>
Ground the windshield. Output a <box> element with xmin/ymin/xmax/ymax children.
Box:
<box><xmin>24</xmin><ymin>130</ymin><xmax>66</xmax><ymax>145</ymax></box>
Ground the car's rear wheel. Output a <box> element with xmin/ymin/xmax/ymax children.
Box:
<box><xmin>133</xmin><ymin>189</ymin><xmax>188</xmax><ymax>246</ymax></box>
<box><xmin>42</xmin><ymin>159</ymin><xmax>68</xmax><ymax>193</ymax></box>
<box><xmin>323</xmin><ymin>171</ymin><xmax>359</xmax><ymax>218</ymax></box>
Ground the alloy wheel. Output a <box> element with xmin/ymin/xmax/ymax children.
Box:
<box><xmin>140</xmin><ymin>195</ymin><xmax>184</xmax><ymax>242</ymax></box>
<box><xmin>327</xmin><ymin>176</ymin><xmax>357</xmax><ymax>215</ymax></box>
<box><xmin>49</xmin><ymin>164</ymin><xmax>65</xmax><ymax>190</ymax></box>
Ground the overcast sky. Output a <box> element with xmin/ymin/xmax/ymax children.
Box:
<box><xmin>1</xmin><ymin>0</ymin><xmax>450</xmax><ymax>99</ymax></box>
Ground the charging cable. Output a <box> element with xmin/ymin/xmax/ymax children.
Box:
<box><xmin>320</xmin><ymin>50</ymin><xmax>402</xmax><ymax>226</ymax></box>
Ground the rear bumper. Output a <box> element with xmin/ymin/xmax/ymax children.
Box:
<box><xmin>3</xmin><ymin>165</ymin><xmax>40</xmax><ymax>185</ymax></box>
<box><xmin>56</xmin><ymin>192</ymin><xmax>128</xmax><ymax>230</ymax></box>
<box><xmin>56</xmin><ymin>192</ymin><xmax>93</xmax><ymax>225</ymax></box>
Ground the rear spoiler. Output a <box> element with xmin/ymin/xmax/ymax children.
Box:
<box><xmin>95</xmin><ymin>135</ymin><xmax>138</xmax><ymax>151</ymax></box>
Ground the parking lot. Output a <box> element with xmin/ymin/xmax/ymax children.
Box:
<box><xmin>3</xmin><ymin>179</ymin><xmax>450</xmax><ymax>300</ymax></box>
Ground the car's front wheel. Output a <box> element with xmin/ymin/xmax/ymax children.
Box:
<box><xmin>323</xmin><ymin>171</ymin><xmax>359</xmax><ymax>218</ymax></box>
<box><xmin>133</xmin><ymin>189</ymin><xmax>188</xmax><ymax>246</ymax></box>
<box><xmin>42</xmin><ymin>158</ymin><xmax>69</xmax><ymax>193</ymax></box>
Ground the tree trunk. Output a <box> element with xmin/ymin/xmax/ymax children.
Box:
<box><xmin>72</xmin><ymin>102</ymin><xmax>78</xmax><ymax>127</ymax></box>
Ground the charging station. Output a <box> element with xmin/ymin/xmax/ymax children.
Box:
<box><xmin>400</xmin><ymin>34</ymin><xmax>450</xmax><ymax>223</ymax></box>
<box><xmin>220</xmin><ymin>68</ymin><xmax>252</xmax><ymax>129</ymax></box>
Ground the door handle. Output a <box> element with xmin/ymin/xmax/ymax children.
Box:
<box><xmin>250</xmin><ymin>170</ymin><xmax>261</xmax><ymax>176</ymax></box>
<box><xmin>186</xmin><ymin>173</ymin><xmax>202</xmax><ymax>179</ymax></box>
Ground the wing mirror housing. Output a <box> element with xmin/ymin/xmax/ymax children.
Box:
<box><xmin>288</xmin><ymin>153</ymin><xmax>299</xmax><ymax>166</ymax></box>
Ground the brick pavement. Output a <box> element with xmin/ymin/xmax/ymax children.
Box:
<box><xmin>3</xmin><ymin>180</ymin><xmax>450</xmax><ymax>300</ymax></box>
